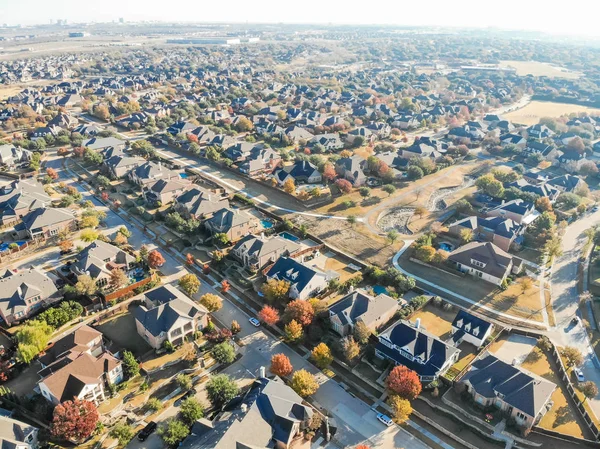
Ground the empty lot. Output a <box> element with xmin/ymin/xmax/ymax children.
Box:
<box><xmin>504</xmin><ymin>101</ymin><xmax>600</xmax><ymax>126</ymax></box>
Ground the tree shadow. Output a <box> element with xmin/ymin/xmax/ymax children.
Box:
<box><xmin>553</xmin><ymin>405</ymin><xmax>571</xmax><ymax>428</ymax></box>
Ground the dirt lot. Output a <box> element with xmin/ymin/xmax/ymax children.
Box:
<box><xmin>499</xmin><ymin>61</ymin><xmax>581</xmax><ymax>79</ymax></box>
<box><xmin>504</xmin><ymin>101</ymin><xmax>600</xmax><ymax>126</ymax></box>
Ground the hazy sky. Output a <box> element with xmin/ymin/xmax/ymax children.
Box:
<box><xmin>1</xmin><ymin>0</ymin><xmax>599</xmax><ymax>37</ymax></box>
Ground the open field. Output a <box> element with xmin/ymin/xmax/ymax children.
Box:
<box><xmin>504</xmin><ymin>101</ymin><xmax>600</xmax><ymax>126</ymax></box>
<box><xmin>499</xmin><ymin>61</ymin><xmax>582</xmax><ymax>79</ymax></box>
<box><xmin>0</xmin><ymin>85</ymin><xmax>23</xmax><ymax>100</ymax></box>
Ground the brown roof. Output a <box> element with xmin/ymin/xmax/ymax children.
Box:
<box><xmin>39</xmin><ymin>324</ymin><xmax>101</xmax><ymax>367</ymax></box>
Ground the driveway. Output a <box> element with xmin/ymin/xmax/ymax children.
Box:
<box><xmin>492</xmin><ymin>334</ymin><xmax>537</xmax><ymax>366</ymax></box>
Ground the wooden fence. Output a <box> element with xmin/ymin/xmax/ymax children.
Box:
<box><xmin>103</xmin><ymin>276</ymin><xmax>153</xmax><ymax>302</ymax></box>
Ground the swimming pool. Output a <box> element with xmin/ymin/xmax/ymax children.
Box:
<box><xmin>261</xmin><ymin>219</ymin><xmax>273</xmax><ymax>229</ymax></box>
<box><xmin>279</xmin><ymin>232</ymin><xmax>300</xmax><ymax>242</ymax></box>
<box><xmin>179</xmin><ymin>173</ymin><xmax>189</xmax><ymax>179</ymax></box>
<box><xmin>372</xmin><ymin>285</ymin><xmax>388</xmax><ymax>295</ymax></box>
<box><xmin>439</xmin><ymin>242</ymin><xmax>454</xmax><ymax>252</ymax></box>
<box><xmin>0</xmin><ymin>241</ymin><xmax>26</xmax><ymax>252</ymax></box>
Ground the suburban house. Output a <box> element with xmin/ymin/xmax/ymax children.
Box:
<box><xmin>265</xmin><ymin>256</ymin><xmax>337</xmax><ymax>301</ymax></box>
<box><xmin>143</xmin><ymin>177</ymin><xmax>191</xmax><ymax>206</ymax></box>
<box><xmin>128</xmin><ymin>161</ymin><xmax>179</xmax><ymax>186</ymax></box>
<box><xmin>485</xmin><ymin>199</ymin><xmax>539</xmax><ymax>225</ymax></box>
<box><xmin>546</xmin><ymin>174</ymin><xmax>584</xmax><ymax>193</ymax></box>
<box><xmin>238</xmin><ymin>147</ymin><xmax>282</xmax><ymax>176</ymax></box>
<box><xmin>134</xmin><ymin>284</ymin><xmax>209</xmax><ymax>349</ymax></box>
<box><xmin>507</xmin><ymin>180</ymin><xmax>560</xmax><ymax>203</ymax></box>
<box><xmin>0</xmin><ymin>144</ymin><xmax>31</xmax><ymax>167</ymax></box>
<box><xmin>274</xmin><ymin>161</ymin><xmax>322</xmax><ymax>185</ymax></box>
<box><xmin>329</xmin><ymin>288</ymin><xmax>400</xmax><ymax>336</ymax></box>
<box><xmin>399</xmin><ymin>138</ymin><xmax>443</xmax><ymax>160</ymax></box>
<box><xmin>39</xmin><ymin>325</ymin><xmax>104</xmax><ymax>369</ymax></box>
<box><xmin>450</xmin><ymin>310</ymin><xmax>493</xmax><ymax>348</ymax></box>
<box><xmin>336</xmin><ymin>155</ymin><xmax>367</xmax><ymax>186</ymax></box>
<box><xmin>458</xmin><ymin>352</ymin><xmax>556</xmax><ymax>431</ymax></box>
<box><xmin>38</xmin><ymin>351</ymin><xmax>123</xmax><ymax>405</ymax></box>
<box><xmin>174</xmin><ymin>187</ymin><xmax>230</xmax><ymax>220</ymax></box>
<box><xmin>375</xmin><ymin>320</ymin><xmax>460</xmax><ymax>383</ymax></box>
<box><xmin>310</xmin><ymin>133</ymin><xmax>344</xmax><ymax>151</ymax></box>
<box><xmin>83</xmin><ymin>137</ymin><xmax>127</xmax><ymax>153</ymax></box>
<box><xmin>204</xmin><ymin>208</ymin><xmax>261</xmax><ymax>243</ymax></box>
<box><xmin>71</xmin><ymin>240</ymin><xmax>136</xmax><ymax>288</ymax></box>
<box><xmin>0</xmin><ymin>179</ymin><xmax>51</xmax><ymax>226</ymax></box>
<box><xmin>0</xmin><ymin>415</ymin><xmax>39</xmax><ymax>449</ymax></box>
<box><xmin>179</xmin><ymin>376</ymin><xmax>314</xmax><ymax>449</ymax></box>
<box><xmin>524</xmin><ymin>140</ymin><xmax>553</xmax><ymax>155</ymax></box>
<box><xmin>527</xmin><ymin>124</ymin><xmax>554</xmax><ymax>139</ymax></box>
<box><xmin>231</xmin><ymin>234</ymin><xmax>300</xmax><ymax>271</ymax></box>
<box><xmin>448</xmin><ymin>215</ymin><xmax>522</xmax><ymax>252</ymax></box>
<box><xmin>283</xmin><ymin>125</ymin><xmax>313</xmax><ymax>143</ymax></box>
<box><xmin>15</xmin><ymin>207</ymin><xmax>77</xmax><ymax>240</ymax></box>
<box><xmin>103</xmin><ymin>151</ymin><xmax>146</xmax><ymax>179</ymax></box>
<box><xmin>448</xmin><ymin>242</ymin><xmax>524</xmax><ymax>286</ymax></box>
<box><xmin>0</xmin><ymin>268</ymin><xmax>60</xmax><ymax>326</ymax></box>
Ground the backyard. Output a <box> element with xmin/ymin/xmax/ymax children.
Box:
<box><xmin>95</xmin><ymin>310</ymin><xmax>151</xmax><ymax>357</ymax></box>
<box><xmin>410</xmin><ymin>303</ymin><xmax>456</xmax><ymax>339</ymax></box>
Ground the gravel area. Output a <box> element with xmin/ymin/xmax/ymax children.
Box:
<box><xmin>426</xmin><ymin>177</ymin><xmax>475</xmax><ymax>212</ymax></box>
<box><xmin>377</xmin><ymin>207</ymin><xmax>415</xmax><ymax>234</ymax></box>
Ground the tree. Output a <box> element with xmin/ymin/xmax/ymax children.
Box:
<box><xmin>323</xmin><ymin>163</ymin><xmax>336</xmax><ymax>182</ymax></box>
<box><xmin>51</xmin><ymin>399</ymin><xmax>99</xmax><ymax>442</ymax></box>
<box><xmin>176</xmin><ymin>274</ymin><xmax>199</xmax><ymax>297</ymax></box>
<box><xmin>214</xmin><ymin>232</ymin><xmax>230</xmax><ymax>246</ymax></box>
<box><xmin>110</xmin><ymin>268</ymin><xmax>129</xmax><ymax>290</ymax></box>
<box><xmin>414</xmin><ymin>206</ymin><xmax>427</xmax><ymax>219</ymax></box>
<box><xmin>46</xmin><ymin>167</ymin><xmax>59</xmax><ymax>180</ymax></box>
<box><xmin>147</xmin><ymin>250</ymin><xmax>166</xmax><ymax>269</ymax></box>
<box><xmin>387</xmin><ymin>230</ymin><xmax>399</xmax><ymax>244</ymax></box>
<box><xmin>75</xmin><ymin>274</ymin><xmax>98</xmax><ymax>296</ymax></box>
<box><xmin>414</xmin><ymin>245</ymin><xmax>436</xmax><ymax>263</ymax></box>
<box><xmin>311</xmin><ymin>343</ymin><xmax>333</xmax><ymax>368</ymax></box>
<box><xmin>146</xmin><ymin>398</ymin><xmax>163</xmax><ymax>412</ymax></box>
<box><xmin>407</xmin><ymin>166</ymin><xmax>424</xmax><ymax>180</ymax></box>
<box><xmin>211</xmin><ymin>342</ymin><xmax>236</xmax><ymax>364</ymax></box>
<box><xmin>185</xmin><ymin>253</ymin><xmax>195</xmax><ymax>266</ymax></box>
<box><xmin>353</xmin><ymin>321</ymin><xmax>371</xmax><ymax>345</ymax></box>
<box><xmin>84</xmin><ymin>148</ymin><xmax>103</xmax><ymax>165</ymax></box>
<box><xmin>459</xmin><ymin>228</ymin><xmax>473</xmax><ymax>244</ymax></box>
<box><xmin>235</xmin><ymin>116</ymin><xmax>253</xmax><ymax>132</ymax></box>
<box><xmin>284</xmin><ymin>320</ymin><xmax>303</xmax><ymax>343</ymax></box>
<box><xmin>131</xmin><ymin>140</ymin><xmax>156</xmax><ymax>158</ymax></box>
<box><xmin>180</xmin><ymin>397</ymin><xmax>204</xmax><ymax>425</ymax></box>
<box><xmin>359</xmin><ymin>187</ymin><xmax>371</xmax><ymax>198</ymax></box>
<box><xmin>335</xmin><ymin>178</ymin><xmax>353</xmax><ymax>194</ymax></box>
<box><xmin>57</xmin><ymin>147</ymin><xmax>70</xmax><ymax>157</ymax></box>
<box><xmin>96</xmin><ymin>175</ymin><xmax>111</xmax><ymax>188</ymax></box>
<box><xmin>581</xmin><ymin>381</ymin><xmax>598</xmax><ymax>403</ymax></box>
<box><xmin>59</xmin><ymin>239</ymin><xmax>74</xmax><ymax>252</ymax></box>
<box><xmin>342</xmin><ymin>336</ymin><xmax>361</xmax><ymax>362</ymax></box>
<box><xmin>80</xmin><ymin>214</ymin><xmax>99</xmax><ymax>229</ymax></box>
<box><xmin>16</xmin><ymin>320</ymin><xmax>53</xmax><ymax>363</ymax></box>
<box><xmin>158</xmin><ymin>419</ymin><xmax>188</xmax><ymax>447</ymax></box>
<box><xmin>386</xmin><ymin>365</ymin><xmax>422</xmax><ymax>400</ymax></box>
<box><xmin>347</xmin><ymin>215</ymin><xmax>357</xmax><ymax>227</ymax></box>
<box><xmin>284</xmin><ymin>300</ymin><xmax>315</xmax><ymax>326</ymax></box>
<box><xmin>122</xmin><ymin>350</ymin><xmax>140</xmax><ymax>378</ymax></box>
<box><xmin>283</xmin><ymin>178</ymin><xmax>296</xmax><ymax>195</ymax></box>
<box><xmin>176</xmin><ymin>373</ymin><xmax>193</xmax><ymax>391</ymax></box>
<box><xmin>206</xmin><ymin>374</ymin><xmax>239</xmax><ymax>409</ymax></box>
<box><xmin>113</xmin><ymin>232</ymin><xmax>127</xmax><ymax>247</ymax></box>
<box><xmin>388</xmin><ymin>395</ymin><xmax>412</xmax><ymax>424</ymax></box>
<box><xmin>518</xmin><ymin>277</ymin><xmax>533</xmax><ymax>294</ymax></box>
<box><xmin>109</xmin><ymin>422</ymin><xmax>134</xmax><ymax>447</ymax></box>
<box><xmin>221</xmin><ymin>280</ymin><xmax>231</xmax><ymax>293</ymax></box>
<box><xmin>259</xmin><ymin>305</ymin><xmax>280</xmax><ymax>325</ymax></box>
<box><xmin>80</xmin><ymin>228</ymin><xmax>99</xmax><ymax>242</ymax></box>
<box><xmin>561</xmin><ymin>346</ymin><xmax>584</xmax><ymax>368</ymax></box>
<box><xmin>290</xmin><ymin>369</ymin><xmax>319</xmax><ymax>397</ymax></box>
<box><xmin>536</xmin><ymin>196</ymin><xmax>553</xmax><ymax>212</ymax></box>
<box><xmin>199</xmin><ymin>293</ymin><xmax>222</xmax><ymax>312</ymax></box>
<box><xmin>230</xmin><ymin>320</ymin><xmax>241</xmax><ymax>335</ymax></box>
<box><xmin>270</xmin><ymin>353</ymin><xmax>293</xmax><ymax>377</ymax></box>
<box><xmin>383</xmin><ymin>184</ymin><xmax>396</xmax><ymax>196</ymax></box>
<box><xmin>262</xmin><ymin>278</ymin><xmax>290</xmax><ymax>303</ymax></box>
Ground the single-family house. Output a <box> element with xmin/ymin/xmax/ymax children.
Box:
<box><xmin>103</xmin><ymin>151</ymin><xmax>146</xmax><ymax>179</ymax></box>
<box><xmin>15</xmin><ymin>207</ymin><xmax>77</xmax><ymax>240</ymax></box>
<box><xmin>508</xmin><ymin>180</ymin><xmax>560</xmax><ymax>203</ymax></box>
<box><xmin>239</xmin><ymin>147</ymin><xmax>282</xmax><ymax>176</ymax></box>
<box><xmin>448</xmin><ymin>216</ymin><xmax>522</xmax><ymax>252</ymax></box>
<box><xmin>335</xmin><ymin>155</ymin><xmax>367</xmax><ymax>186</ymax></box>
<box><xmin>450</xmin><ymin>310</ymin><xmax>493</xmax><ymax>348</ymax></box>
<box><xmin>0</xmin><ymin>415</ymin><xmax>39</xmax><ymax>449</ymax></box>
<box><xmin>265</xmin><ymin>256</ymin><xmax>336</xmax><ymax>301</ymax></box>
<box><xmin>274</xmin><ymin>161</ymin><xmax>322</xmax><ymax>185</ymax></box>
<box><xmin>174</xmin><ymin>187</ymin><xmax>229</xmax><ymax>220</ymax></box>
<box><xmin>0</xmin><ymin>144</ymin><xmax>32</xmax><ymax>168</ymax></box>
<box><xmin>39</xmin><ymin>325</ymin><xmax>104</xmax><ymax>369</ymax></box>
<box><xmin>143</xmin><ymin>177</ymin><xmax>191</xmax><ymax>206</ymax></box>
<box><xmin>204</xmin><ymin>208</ymin><xmax>261</xmax><ymax>243</ymax></box>
<box><xmin>0</xmin><ymin>179</ymin><xmax>51</xmax><ymax>226</ymax></box>
<box><xmin>128</xmin><ymin>161</ymin><xmax>179</xmax><ymax>186</ymax></box>
<box><xmin>71</xmin><ymin>240</ymin><xmax>136</xmax><ymax>288</ymax></box>
<box><xmin>485</xmin><ymin>199</ymin><xmax>539</xmax><ymax>225</ymax></box>
<box><xmin>231</xmin><ymin>234</ymin><xmax>300</xmax><ymax>271</ymax></box>
<box><xmin>83</xmin><ymin>137</ymin><xmax>127</xmax><ymax>153</ymax></box>
<box><xmin>547</xmin><ymin>174</ymin><xmax>584</xmax><ymax>193</ymax></box>
<box><xmin>310</xmin><ymin>133</ymin><xmax>344</xmax><ymax>151</ymax></box>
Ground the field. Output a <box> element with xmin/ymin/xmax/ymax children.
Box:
<box><xmin>0</xmin><ymin>85</ymin><xmax>24</xmax><ymax>100</ymax></box>
<box><xmin>504</xmin><ymin>101</ymin><xmax>600</xmax><ymax>126</ymax></box>
<box><xmin>499</xmin><ymin>61</ymin><xmax>581</xmax><ymax>79</ymax></box>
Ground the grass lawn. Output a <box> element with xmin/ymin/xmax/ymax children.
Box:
<box><xmin>480</xmin><ymin>282</ymin><xmax>544</xmax><ymax>323</ymax></box>
<box><xmin>142</xmin><ymin>343</ymin><xmax>194</xmax><ymax>371</ymax></box>
<box><xmin>96</xmin><ymin>311</ymin><xmax>151</xmax><ymax>357</ymax></box>
<box><xmin>488</xmin><ymin>335</ymin><xmax>508</xmax><ymax>354</ymax></box>
<box><xmin>504</xmin><ymin>101</ymin><xmax>600</xmax><ymax>126</ymax></box>
<box><xmin>97</xmin><ymin>375</ymin><xmax>145</xmax><ymax>415</ymax></box>
<box><xmin>411</xmin><ymin>304</ymin><xmax>455</xmax><ymax>339</ymax></box>
<box><xmin>521</xmin><ymin>347</ymin><xmax>586</xmax><ymax>438</ymax></box>
<box><xmin>499</xmin><ymin>61</ymin><xmax>581</xmax><ymax>79</ymax></box>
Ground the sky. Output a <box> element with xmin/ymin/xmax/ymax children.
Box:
<box><xmin>1</xmin><ymin>0</ymin><xmax>600</xmax><ymax>37</ymax></box>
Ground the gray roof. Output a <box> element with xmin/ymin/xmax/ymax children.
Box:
<box><xmin>71</xmin><ymin>240</ymin><xmax>135</xmax><ymax>280</ymax></box>
<box><xmin>176</xmin><ymin>187</ymin><xmax>229</xmax><ymax>218</ymax></box>
<box><xmin>21</xmin><ymin>207</ymin><xmax>75</xmax><ymax>231</ymax></box>
<box><xmin>131</xmin><ymin>161</ymin><xmax>178</xmax><ymax>182</ymax></box>
<box><xmin>0</xmin><ymin>179</ymin><xmax>50</xmax><ymax>217</ymax></box>
<box><xmin>83</xmin><ymin>136</ymin><xmax>126</xmax><ymax>151</ymax></box>
<box><xmin>232</xmin><ymin>234</ymin><xmax>299</xmax><ymax>267</ymax></box>
<box><xmin>0</xmin><ymin>268</ymin><xmax>58</xmax><ymax>318</ymax></box>
<box><xmin>206</xmin><ymin>208</ymin><xmax>256</xmax><ymax>234</ymax></box>
<box><xmin>329</xmin><ymin>288</ymin><xmax>399</xmax><ymax>328</ymax></box>
<box><xmin>0</xmin><ymin>415</ymin><xmax>37</xmax><ymax>448</ymax></box>
<box><xmin>448</xmin><ymin>242</ymin><xmax>521</xmax><ymax>279</ymax></box>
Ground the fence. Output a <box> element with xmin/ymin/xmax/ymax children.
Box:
<box><xmin>103</xmin><ymin>276</ymin><xmax>153</xmax><ymax>303</ymax></box>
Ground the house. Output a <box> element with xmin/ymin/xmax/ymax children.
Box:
<box><xmin>71</xmin><ymin>240</ymin><xmax>136</xmax><ymax>288</ymax></box>
<box><xmin>458</xmin><ymin>352</ymin><xmax>556</xmax><ymax>431</ymax></box>
<box><xmin>527</xmin><ymin>124</ymin><xmax>554</xmax><ymax>139</ymax></box>
<box><xmin>103</xmin><ymin>151</ymin><xmax>146</xmax><ymax>179</ymax></box>
<box><xmin>448</xmin><ymin>216</ymin><xmax>522</xmax><ymax>252</ymax></box>
<box><xmin>0</xmin><ymin>268</ymin><xmax>60</xmax><ymax>325</ymax></box>
<box><xmin>204</xmin><ymin>208</ymin><xmax>261</xmax><ymax>243</ymax></box>
<box><xmin>0</xmin><ymin>415</ymin><xmax>39</xmax><ymax>449</ymax></box>
<box><xmin>274</xmin><ymin>161</ymin><xmax>322</xmax><ymax>185</ymax></box>
<box><xmin>231</xmin><ymin>234</ymin><xmax>300</xmax><ymax>271</ymax></box>
<box><xmin>485</xmin><ymin>199</ymin><xmax>539</xmax><ymax>225</ymax></box>
<box><xmin>523</xmin><ymin>170</ymin><xmax>550</xmax><ymax>185</ymax></box>
<box><xmin>39</xmin><ymin>324</ymin><xmax>104</xmax><ymax>369</ymax></box>
<box><xmin>399</xmin><ymin>139</ymin><xmax>442</xmax><ymax>160</ymax></box>
<box><xmin>15</xmin><ymin>207</ymin><xmax>77</xmax><ymax>240</ymax></box>
<box><xmin>167</xmin><ymin>120</ymin><xmax>196</xmax><ymax>136</ymax></box>
<box><xmin>448</xmin><ymin>242</ymin><xmax>524</xmax><ymax>286</ymax></box>
<box><xmin>508</xmin><ymin>179</ymin><xmax>560</xmax><ymax>203</ymax></box>
<box><xmin>179</xmin><ymin>376</ymin><xmax>314</xmax><ymax>449</ymax></box>
<box><xmin>83</xmin><ymin>137</ymin><xmax>127</xmax><ymax>153</ymax></box>
<box><xmin>346</xmin><ymin>127</ymin><xmax>375</xmax><ymax>145</ymax></box>
<box><xmin>524</xmin><ymin>140</ymin><xmax>553</xmax><ymax>155</ymax></box>
<box><xmin>174</xmin><ymin>187</ymin><xmax>229</xmax><ymax>220</ymax></box>
<box><xmin>329</xmin><ymin>288</ymin><xmax>400</xmax><ymax>336</ymax></box>
<box><xmin>238</xmin><ymin>147</ymin><xmax>282</xmax><ymax>176</ymax></box>
<box><xmin>335</xmin><ymin>155</ymin><xmax>367</xmax><ymax>186</ymax></box>
<box><xmin>0</xmin><ymin>144</ymin><xmax>32</xmax><ymax>167</ymax></box>
<box><xmin>128</xmin><ymin>161</ymin><xmax>179</xmax><ymax>186</ymax></box>
<box><xmin>0</xmin><ymin>179</ymin><xmax>51</xmax><ymax>226</ymax></box>
<box><xmin>450</xmin><ymin>310</ymin><xmax>493</xmax><ymax>348</ymax></box>
<box><xmin>547</xmin><ymin>174</ymin><xmax>584</xmax><ymax>193</ymax></box>
<box><xmin>265</xmin><ymin>256</ymin><xmax>337</xmax><ymax>301</ymax></box>
<box><xmin>310</xmin><ymin>133</ymin><xmax>344</xmax><ymax>151</ymax></box>
<box><xmin>375</xmin><ymin>320</ymin><xmax>460</xmax><ymax>383</ymax></box>
<box><xmin>135</xmin><ymin>284</ymin><xmax>209</xmax><ymax>349</ymax></box>
<box><xmin>283</xmin><ymin>125</ymin><xmax>313</xmax><ymax>143</ymax></box>
<box><xmin>143</xmin><ymin>177</ymin><xmax>191</xmax><ymax>206</ymax></box>
<box><xmin>73</xmin><ymin>123</ymin><xmax>102</xmax><ymax>136</ymax></box>
<box><xmin>38</xmin><ymin>351</ymin><xmax>123</xmax><ymax>405</ymax></box>
<box><xmin>48</xmin><ymin>112</ymin><xmax>78</xmax><ymax>129</ymax></box>
<box><xmin>500</xmin><ymin>133</ymin><xmax>526</xmax><ymax>147</ymax></box>
<box><xmin>558</xmin><ymin>150</ymin><xmax>585</xmax><ymax>172</ymax></box>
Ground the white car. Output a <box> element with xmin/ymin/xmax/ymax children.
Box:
<box><xmin>248</xmin><ymin>317</ymin><xmax>261</xmax><ymax>327</ymax></box>
<box><xmin>377</xmin><ymin>413</ymin><xmax>393</xmax><ymax>427</ymax></box>
<box><xmin>575</xmin><ymin>368</ymin><xmax>585</xmax><ymax>383</ymax></box>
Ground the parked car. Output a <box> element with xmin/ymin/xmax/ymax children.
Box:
<box><xmin>249</xmin><ymin>317</ymin><xmax>261</xmax><ymax>327</ymax></box>
<box><xmin>60</xmin><ymin>266</ymin><xmax>71</xmax><ymax>273</ymax></box>
<box><xmin>377</xmin><ymin>413</ymin><xmax>393</xmax><ymax>427</ymax></box>
<box><xmin>571</xmin><ymin>317</ymin><xmax>581</xmax><ymax>326</ymax></box>
<box><xmin>575</xmin><ymin>368</ymin><xmax>585</xmax><ymax>383</ymax></box>
<box><xmin>138</xmin><ymin>421</ymin><xmax>157</xmax><ymax>441</ymax></box>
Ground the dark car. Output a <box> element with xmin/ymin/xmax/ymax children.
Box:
<box><xmin>60</xmin><ymin>249</ymin><xmax>73</xmax><ymax>255</ymax></box>
<box><xmin>137</xmin><ymin>421</ymin><xmax>157</xmax><ymax>441</ymax></box>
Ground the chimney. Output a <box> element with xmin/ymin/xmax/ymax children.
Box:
<box><xmin>415</xmin><ymin>318</ymin><xmax>421</xmax><ymax>329</ymax></box>
<box><xmin>259</xmin><ymin>366</ymin><xmax>266</xmax><ymax>378</ymax></box>
<box><xmin>240</xmin><ymin>403</ymin><xmax>248</xmax><ymax>413</ymax></box>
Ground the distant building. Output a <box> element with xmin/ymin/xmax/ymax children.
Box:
<box><xmin>68</xmin><ymin>32</ymin><xmax>90</xmax><ymax>38</ymax></box>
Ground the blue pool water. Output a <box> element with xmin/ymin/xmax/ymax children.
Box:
<box><xmin>261</xmin><ymin>219</ymin><xmax>273</xmax><ymax>229</ymax></box>
<box><xmin>179</xmin><ymin>173</ymin><xmax>189</xmax><ymax>179</ymax></box>
<box><xmin>0</xmin><ymin>241</ymin><xmax>26</xmax><ymax>252</ymax></box>
<box><xmin>373</xmin><ymin>285</ymin><xmax>388</xmax><ymax>295</ymax></box>
<box><xmin>279</xmin><ymin>232</ymin><xmax>300</xmax><ymax>242</ymax></box>
<box><xmin>439</xmin><ymin>242</ymin><xmax>454</xmax><ymax>252</ymax></box>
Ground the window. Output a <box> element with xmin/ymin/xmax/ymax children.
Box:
<box><xmin>471</xmin><ymin>259</ymin><xmax>486</xmax><ymax>268</ymax></box>
<box><xmin>516</xmin><ymin>411</ymin><xmax>527</xmax><ymax>420</ymax></box>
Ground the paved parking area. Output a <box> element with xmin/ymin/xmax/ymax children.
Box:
<box><xmin>492</xmin><ymin>334</ymin><xmax>537</xmax><ymax>366</ymax></box>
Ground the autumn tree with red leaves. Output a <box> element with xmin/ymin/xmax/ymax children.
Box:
<box><xmin>221</xmin><ymin>280</ymin><xmax>230</xmax><ymax>293</ymax></box>
<box><xmin>147</xmin><ymin>250</ymin><xmax>166</xmax><ymax>269</ymax></box>
<box><xmin>322</xmin><ymin>163</ymin><xmax>336</xmax><ymax>183</ymax></box>
<box><xmin>270</xmin><ymin>353</ymin><xmax>293</xmax><ymax>377</ymax></box>
<box><xmin>385</xmin><ymin>365</ymin><xmax>422</xmax><ymax>400</ymax></box>
<box><xmin>284</xmin><ymin>300</ymin><xmax>314</xmax><ymax>327</ymax></box>
<box><xmin>51</xmin><ymin>399</ymin><xmax>99</xmax><ymax>442</ymax></box>
<box><xmin>258</xmin><ymin>305</ymin><xmax>280</xmax><ymax>326</ymax></box>
<box><xmin>335</xmin><ymin>179</ymin><xmax>352</xmax><ymax>194</ymax></box>
<box><xmin>46</xmin><ymin>168</ymin><xmax>59</xmax><ymax>180</ymax></box>
<box><xmin>185</xmin><ymin>253</ymin><xmax>195</xmax><ymax>266</ymax></box>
